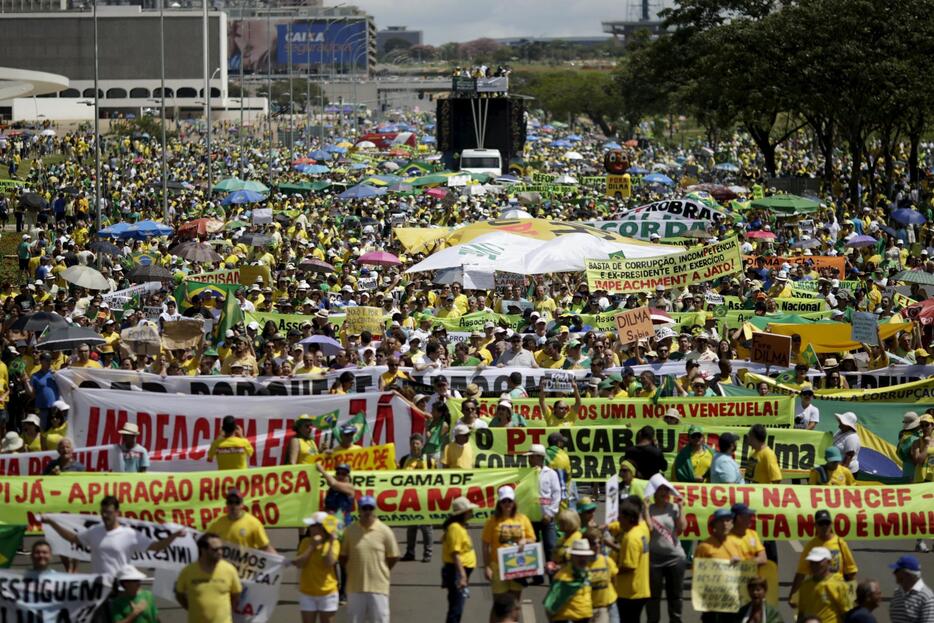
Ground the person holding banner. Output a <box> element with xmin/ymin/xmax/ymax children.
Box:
<box><xmin>694</xmin><ymin>509</ymin><xmax>745</xmax><ymax>623</ymax></box>
<box><xmin>644</xmin><ymin>474</ymin><xmax>687</xmax><ymax>623</ymax></box>
<box><xmin>539</xmin><ymin>378</ymin><xmax>581</xmax><ymax>427</ymax></box>
<box><xmin>482</xmin><ymin>485</ymin><xmax>535</xmax><ymax>600</ymax></box>
<box><xmin>400</xmin><ymin>432</ymin><xmax>435</xmax><ymax>563</ymax></box>
<box><xmin>175</xmin><ymin>532</ymin><xmax>243</xmax><ymax>623</ymax></box>
<box><xmin>294</xmin><ymin>512</ymin><xmax>341</xmax><ymax>623</ymax></box>
<box><xmin>441</xmin><ymin>496</ymin><xmax>479</xmax><ymax>623</ymax></box>
<box><xmin>285</xmin><ymin>414</ymin><xmax>321</xmax><ymax>465</ymax></box>
<box><xmin>205</xmin><ymin>489</ymin><xmax>277</xmax><ymax>554</ymax></box>
<box><xmin>909</xmin><ymin>414</ymin><xmax>934</xmax><ymax>483</ymax></box>
<box><xmin>672</xmin><ymin>425</ymin><xmax>714</xmax><ymax>484</ymax></box>
<box><xmin>808</xmin><ymin>447</ymin><xmax>855</xmax><ymax>486</ymax></box>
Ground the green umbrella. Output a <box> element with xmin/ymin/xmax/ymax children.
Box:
<box><xmin>213</xmin><ymin>178</ymin><xmax>269</xmax><ymax>193</ymax></box>
<box><xmin>892</xmin><ymin>270</ymin><xmax>934</xmax><ymax>286</ymax></box>
<box><xmin>750</xmin><ymin>194</ymin><xmax>820</xmax><ymax>214</ymax></box>
<box><xmin>410</xmin><ymin>174</ymin><xmax>451</xmax><ymax>187</ymax></box>
<box><xmin>276</xmin><ymin>181</ymin><xmax>331</xmax><ymax>193</ymax></box>
<box><xmin>225</xmin><ymin>220</ymin><xmax>250</xmax><ymax>230</ymax></box>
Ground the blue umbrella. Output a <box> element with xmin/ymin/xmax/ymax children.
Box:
<box><xmin>338</xmin><ymin>184</ymin><xmax>384</xmax><ymax>200</ymax></box>
<box><xmin>221</xmin><ymin>189</ymin><xmax>267</xmax><ymax>205</ymax></box>
<box><xmin>604</xmin><ymin>141</ymin><xmax>621</xmax><ymax>150</ymax></box>
<box><xmin>566</xmin><ymin>134</ymin><xmax>582</xmax><ymax>142</ymax></box>
<box><xmin>323</xmin><ymin>144</ymin><xmax>345</xmax><ymax>153</ymax></box>
<box><xmin>120</xmin><ymin>220</ymin><xmax>173</xmax><ymax>240</ymax></box>
<box><xmin>98</xmin><ymin>222</ymin><xmax>132</xmax><ymax>238</ymax></box>
<box><xmin>627</xmin><ymin>166</ymin><xmax>650</xmax><ymax>175</ymax></box>
<box><xmin>526</xmin><ymin>135</ymin><xmax>540</xmax><ymax>142</ymax></box>
<box><xmin>891</xmin><ymin>208</ymin><xmax>926</xmax><ymax>225</ymax></box>
<box><xmin>643</xmin><ymin>172</ymin><xmax>675</xmax><ymax>186</ymax></box>
<box><xmin>299</xmin><ymin>334</ymin><xmax>343</xmax><ymax>356</ymax></box>
<box><xmin>298</xmin><ymin>164</ymin><xmax>331</xmax><ymax>175</ymax></box>
<box><xmin>552</xmin><ymin>139</ymin><xmax>572</xmax><ymax>148</ymax></box>
<box><xmin>421</xmin><ymin>135</ymin><xmax>436</xmax><ymax>144</ymax></box>
<box><xmin>350</xmin><ymin>163</ymin><xmax>369</xmax><ymax>170</ymax></box>
<box><xmin>307</xmin><ymin>149</ymin><xmax>331</xmax><ymax>161</ymax></box>
<box><xmin>846</xmin><ymin>235</ymin><xmax>877</xmax><ymax>248</ymax></box>
<box><xmin>715</xmin><ymin>162</ymin><xmax>740</xmax><ymax>172</ymax></box>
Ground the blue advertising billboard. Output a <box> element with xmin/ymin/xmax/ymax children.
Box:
<box><xmin>227</xmin><ymin>18</ymin><xmax>368</xmax><ymax>74</ymax></box>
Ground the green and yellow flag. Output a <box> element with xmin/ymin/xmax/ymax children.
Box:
<box><xmin>0</xmin><ymin>525</ymin><xmax>25</xmax><ymax>567</ymax></box>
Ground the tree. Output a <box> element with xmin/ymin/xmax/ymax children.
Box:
<box><xmin>524</xmin><ymin>70</ymin><xmax>624</xmax><ymax>137</ymax></box>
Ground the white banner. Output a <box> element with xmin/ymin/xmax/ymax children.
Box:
<box><xmin>0</xmin><ymin>570</ymin><xmax>112</xmax><ymax>623</ymax></box>
<box><xmin>61</xmin><ymin>386</ymin><xmax>424</xmax><ymax>471</ymax></box>
<box><xmin>100</xmin><ymin>282</ymin><xmax>161</xmax><ymax>310</ymax></box>
<box><xmin>42</xmin><ymin>515</ymin><xmax>283</xmax><ymax>623</ymax></box>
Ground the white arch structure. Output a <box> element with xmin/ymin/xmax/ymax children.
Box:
<box><xmin>0</xmin><ymin>66</ymin><xmax>69</xmax><ymax>100</ymax></box>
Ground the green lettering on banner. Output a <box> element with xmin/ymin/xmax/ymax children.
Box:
<box><xmin>0</xmin><ymin>466</ymin><xmax>538</xmax><ymax>530</ymax></box>
<box><xmin>470</xmin><ymin>425</ymin><xmax>830</xmax><ymax>481</ymax></box>
<box><xmin>428</xmin><ymin>311</ymin><xmax>524</xmax><ymax>332</ymax></box>
<box><xmin>451</xmin><ymin>395</ymin><xmax>794</xmax><ymax>428</ymax></box>
<box><xmin>247</xmin><ymin>310</ymin><xmax>351</xmax><ymax>331</ymax></box>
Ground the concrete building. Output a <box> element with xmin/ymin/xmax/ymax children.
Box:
<box><xmin>376</xmin><ymin>26</ymin><xmax>423</xmax><ymax>56</ymax></box>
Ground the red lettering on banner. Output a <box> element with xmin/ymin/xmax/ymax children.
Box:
<box><xmin>170</xmin><ymin>425</ymin><xmax>189</xmax><ymax>461</ymax></box>
<box><xmin>762</xmin><ymin>487</ymin><xmax>780</xmax><ymax>508</ymax></box>
<box><xmin>782</xmin><ymin>488</ymin><xmax>800</xmax><ymax>508</ymax></box>
<box><xmin>191</xmin><ymin>418</ymin><xmax>211</xmax><ymax>461</ymax></box>
<box><xmin>398</xmin><ymin>488</ymin><xmax>419</xmax><ymax>512</ymax></box>
<box><xmin>409</xmin><ymin>405</ymin><xmax>425</xmax><ymax>436</ymax></box>
<box><xmin>243</xmin><ymin>419</ymin><xmax>258</xmax><ymax>466</ymax></box>
<box><xmin>683</xmin><ymin>513</ymin><xmax>700</xmax><ymax>537</ymax></box>
<box><xmin>428</xmin><ymin>487</ymin><xmax>461</xmax><ymax>511</ymax></box>
<box><xmin>261</xmin><ymin>419</ymin><xmax>284</xmax><ymax>466</ymax></box>
<box><xmin>373</xmin><ymin>393</ymin><xmax>396</xmax><ymax>444</ymax></box>
<box><xmin>506</xmin><ymin>429</ymin><xmax>525</xmax><ymax>455</ymax></box>
<box><xmin>773</xmin><ymin>514</ymin><xmax>791</xmax><ymax>538</ymax></box>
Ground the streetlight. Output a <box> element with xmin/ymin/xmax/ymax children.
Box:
<box><xmin>159</xmin><ymin>0</ymin><xmax>168</xmax><ymax>222</ymax></box>
<box><xmin>315</xmin><ymin>8</ymin><xmax>348</xmax><ymax>146</ymax></box>
<box><xmin>92</xmin><ymin>0</ymin><xmax>102</xmax><ymax>242</ymax></box>
<box><xmin>204</xmin><ymin>66</ymin><xmax>220</xmax><ymax>195</ymax></box>
<box><xmin>349</xmin><ymin>47</ymin><xmax>368</xmax><ymax>137</ymax></box>
<box><xmin>307</xmin><ymin>4</ymin><xmax>346</xmax><ymax>147</ymax></box>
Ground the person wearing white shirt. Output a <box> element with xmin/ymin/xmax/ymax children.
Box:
<box><xmin>796</xmin><ymin>388</ymin><xmax>820</xmax><ymax>430</ymax></box>
<box><xmin>425</xmin><ymin>376</ymin><xmax>462</xmax><ymax>413</ymax></box>
<box><xmin>42</xmin><ymin>495</ymin><xmax>183</xmax><ymax>576</ymax></box>
<box><xmin>833</xmin><ymin>411</ymin><xmax>861</xmax><ymax>474</ymax></box>
<box><xmin>528</xmin><ymin>443</ymin><xmax>560</xmax><ymax>564</ymax></box>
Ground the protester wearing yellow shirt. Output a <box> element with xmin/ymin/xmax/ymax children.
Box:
<box><xmin>584</xmin><ymin>529</ymin><xmax>618</xmax><ymax>623</ymax></box>
<box><xmin>795</xmin><ymin>546</ymin><xmax>852</xmax><ymax>623</ymax></box>
<box><xmin>789</xmin><ymin>510</ymin><xmax>857</xmax><ymax>601</ymax></box>
<box><xmin>207</xmin><ymin>416</ymin><xmax>254</xmax><ymax>470</ymax></box>
<box><xmin>611</xmin><ymin>501</ymin><xmax>651</xmax><ymax>620</ymax></box>
<box><xmin>540</xmin><ymin>380</ymin><xmax>581</xmax><ymax>428</ymax></box>
<box><xmin>694</xmin><ymin>509</ymin><xmax>745</xmax><ymax>561</ymax></box>
<box><xmin>294</xmin><ymin>511</ymin><xmax>340</xmax><ymax>619</ymax></box>
<box><xmin>285</xmin><ymin>415</ymin><xmax>319</xmax><ymax>465</ymax></box>
<box><xmin>808</xmin><ymin>446</ymin><xmax>855</xmax><ymax>486</ymax></box>
<box><xmin>442</xmin><ymin>425</ymin><xmax>474</xmax><ymax>469</ymax></box>
<box><xmin>746</xmin><ymin>424</ymin><xmax>783</xmax><ymax>484</ymax></box>
<box><xmin>726</xmin><ymin>504</ymin><xmax>767</xmax><ymax>564</ymax></box>
<box><xmin>534</xmin><ymin>339</ymin><xmax>566</xmax><ymax>369</ymax></box>
<box><xmin>205</xmin><ymin>489</ymin><xmax>275</xmax><ymax>553</ymax></box>
<box><xmin>482</xmin><ymin>486</ymin><xmax>535</xmax><ymax>597</ymax></box>
<box><xmin>175</xmin><ymin>533</ymin><xmax>242</xmax><ymax>623</ymax></box>
<box><xmin>545</xmin><ymin>540</ymin><xmax>593</xmax><ymax>622</ymax></box>
<box><xmin>0</xmin><ymin>358</ymin><xmax>8</xmax><ymax>426</ymax></box>
<box><xmin>442</xmin><ymin>496</ymin><xmax>479</xmax><ymax>623</ymax></box>
<box><xmin>435</xmin><ymin>295</ymin><xmax>461</xmax><ymax>319</ymax></box>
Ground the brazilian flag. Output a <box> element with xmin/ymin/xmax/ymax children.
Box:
<box><xmin>0</xmin><ymin>525</ymin><xmax>25</xmax><ymax>568</ymax></box>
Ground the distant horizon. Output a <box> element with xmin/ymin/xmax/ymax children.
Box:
<box><xmin>358</xmin><ymin>0</ymin><xmax>675</xmax><ymax>45</ymax></box>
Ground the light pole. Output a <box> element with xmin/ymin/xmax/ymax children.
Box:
<box><xmin>266</xmin><ymin>7</ymin><xmax>274</xmax><ymax>186</ymax></box>
<box><xmin>159</xmin><ymin>0</ymin><xmax>168</xmax><ymax>222</ymax></box>
<box><xmin>204</xmin><ymin>66</ymin><xmax>220</xmax><ymax>197</ymax></box>
<box><xmin>307</xmin><ymin>5</ymin><xmax>346</xmax><ymax>147</ymax></box>
<box><xmin>350</xmin><ymin>47</ymin><xmax>367</xmax><ymax>138</ymax></box>
<box><xmin>316</xmin><ymin>9</ymin><xmax>347</xmax><ymax>146</ymax></box>
<box><xmin>93</xmin><ymin>0</ymin><xmax>102</xmax><ymax>237</ymax></box>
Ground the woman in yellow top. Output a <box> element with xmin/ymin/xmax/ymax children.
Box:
<box><xmin>539</xmin><ymin>378</ymin><xmax>581</xmax><ymax>428</ymax></box>
<box><xmin>293</xmin><ymin>511</ymin><xmax>340</xmax><ymax>623</ymax></box>
<box><xmin>42</xmin><ymin>406</ymin><xmax>69</xmax><ymax>451</ymax></box>
<box><xmin>20</xmin><ymin>414</ymin><xmax>42</xmax><ymax>452</ymax></box>
<box><xmin>285</xmin><ymin>414</ymin><xmax>319</xmax><ymax>465</ymax></box>
<box><xmin>481</xmin><ymin>485</ymin><xmax>535</xmax><ymax>600</ymax></box>
<box><xmin>441</xmin><ymin>496</ymin><xmax>479</xmax><ymax>623</ymax></box>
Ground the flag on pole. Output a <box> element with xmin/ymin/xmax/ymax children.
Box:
<box><xmin>0</xmin><ymin>525</ymin><xmax>25</xmax><ymax>568</ymax></box>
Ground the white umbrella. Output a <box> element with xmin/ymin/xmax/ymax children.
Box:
<box><xmin>462</xmin><ymin>184</ymin><xmax>487</xmax><ymax>196</ymax></box>
<box><xmin>40</xmin><ymin>129</ymin><xmax>56</xmax><ymax>137</ymax></box>
<box><xmin>500</xmin><ymin>208</ymin><xmax>533</xmax><ymax>219</ymax></box>
<box><xmin>381</xmin><ymin>161</ymin><xmax>400</xmax><ymax>171</ymax></box>
<box><xmin>356</xmin><ymin>141</ymin><xmax>376</xmax><ymax>149</ymax></box>
<box><xmin>433</xmin><ymin>266</ymin><xmax>495</xmax><ymax>290</ymax></box>
<box><xmin>61</xmin><ymin>265</ymin><xmax>111</xmax><ymax>290</ymax></box>
<box><xmin>555</xmin><ymin>174</ymin><xmax>578</xmax><ymax>184</ymax></box>
<box><xmin>564</xmin><ymin>151</ymin><xmax>584</xmax><ymax>160</ymax></box>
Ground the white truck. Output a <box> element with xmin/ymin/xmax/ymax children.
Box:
<box><xmin>459</xmin><ymin>148</ymin><xmax>503</xmax><ymax>176</ymax></box>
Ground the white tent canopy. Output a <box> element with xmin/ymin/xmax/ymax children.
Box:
<box><xmin>405</xmin><ymin>231</ymin><xmax>681</xmax><ymax>275</ymax></box>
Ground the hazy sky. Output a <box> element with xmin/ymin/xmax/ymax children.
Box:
<box><xmin>358</xmin><ymin>0</ymin><xmax>647</xmax><ymax>45</ymax></box>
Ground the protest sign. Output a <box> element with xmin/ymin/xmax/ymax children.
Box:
<box><xmin>61</xmin><ymin>387</ymin><xmax>426</xmax><ymax>470</ymax></box>
<box><xmin>192</xmin><ymin>265</ymin><xmax>272</xmax><ymax>286</ymax></box>
<box><xmin>344</xmin><ymin>306</ymin><xmax>384</xmax><ymax>335</ymax></box>
<box><xmin>615</xmin><ymin>306</ymin><xmax>654</xmax><ymax>344</ymax></box>
<box><xmin>427</xmin><ymin>310</ymin><xmax>524</xmax><ymax>333</ymax></box>
<box><xmin>469</xmin><ymin>425</ymin><xmax>830</xmax><ymax>481</ymax></box>
<box><xmin>586</xmin><ymin>238</ymin><xmax>743</xmax><ymax>293</ymax></box>
<box><xmin>605</xmin><ymin>475</ymin><xmax>619</xmax><ymax>524</ymax></box>
<box><xmin>162</xmin><ymin>318</ymin><xmax>205</xmax><ymax>350</ymax></box>
<box><xmin>247</xmin><ymin>310</ymin><xmax>348</xmax><ymax>333</ymax></box>
<box><xmin>605</xmin><ymin>174</ymin><xmax>631</xmax><ymax>199</ymax></box>
<box><xmin>743</xmin><ymin>255</ymin><xmax>846</xmax><ymax>279</ymax></box>
<box><xmin>0</xmin><ymin>570</ymin><xmax>112</xmax><ymax>623</ymax></box>
<box><xmin>497</xmin><ymin>542</ymin><xmax>545</xmax><ymax>580</ymax></box>
<box><xmin>252</xmin><ymin>207</ymin><xmax>273</xmax><ymax>224</ymax></box>
<box><xmin>692</xmin><ymin>559</ymin><xmax>758</xmax><ymax>612</ymax></box>
<box><xmin>309</xmin><ymin>443</ymin><xmax>397</xmax><ymax>471</ymax></box>
<box><xmin>851</xmin><ymin>311</ymin><xmax>879</xmax><ymax>346</ymax></box>
<box><xmin>101</xmin><ymin>282</ymin><xmax>161</xmax><ymax>310</ymax></box>
<box><xmin>542</xmin><ymin>370</ymin><xmax>575</xmax><ymax>394</ymax></box>
<box><xmin>751</xmin><ymin>332</ymin><xmax>791</xmax><ymax>367</ymax></box>
<box><xmin>0</xmin><ymin>466</ymin><xmax>539</xmax><ymax>530</ymax></box>
<box><xmin>452</xmin><ymin>395</ymin><xmax>795</xmax><ymax>428</ymax></box>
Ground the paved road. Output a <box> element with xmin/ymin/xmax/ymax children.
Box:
<box><xmin>17</xmin><ymin>521</ymin><xmax>922</xmax><ymax>622</ymax></box>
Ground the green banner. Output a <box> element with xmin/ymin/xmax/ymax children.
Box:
<box><xmin>470</xmin><ymin>425</ymin><xmax>831</xmax><ymax>481</ymax></box>
<box><xmin>451</xmin><ymin>395</ymin><xmax>795</xmax><ymax>428</ymax></box>
<box><xmin>0</xmin><ymin>466</ymin><xmax>539</xmax><ymax>530</ymax></box>
<box><xmin>427</xmin><ymin>311</ymin><xmax>524</xmax><ymax>333</ymax></box>
<box><xmin>247</xmin><ymin>310</ymin><xmax>353</xmax><ymax>330</ymax></box>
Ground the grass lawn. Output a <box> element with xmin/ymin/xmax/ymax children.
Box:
<box><xmin>0</xmin><ymin>231</ymin><xmax>23</xmax><ymax>286</ymax></box>
<box><xmin>0</xmin><ymin>154</ymin><xmax>67</xmax><ymax>180</ymax></box>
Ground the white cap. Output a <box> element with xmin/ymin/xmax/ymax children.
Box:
<box><xmin>22</xmin><ymin>414</ymin><xmax>41</xmax><ymax>427</ymax></box>
<box><xmin>805</xmin><ymin>546</ymin><xmax>833</xmax><ymax>562</ymax></box>
<box><xmin>453</xmin><ymin>424</ymin><xmax>471</xmax><ymax>436</ymax></box>
<box><xmin>51</xmin><ymin>399</ymin><xmax>70</xmax><ymax>412</ymax></box>
<box><xmin>497</xmin><ymin>485</ymin><xmax>515</xmax><ymax>501</ymax></box>
<box><xmin>527</xmin><ymin>443</ymin><xmax>547</xmax><ymax>457</ymax></box>
<box><xmin>115</xmin><ymin>565</ymin><xmax>148</xmax><ymax>582</ymax></box>
<box><xmin>497</xmin><ymin>399</ymin><xmax>512</xmax><ymax>410</ymax></box>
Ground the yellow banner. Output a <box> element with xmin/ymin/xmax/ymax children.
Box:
<box><xmin>742</xmin><ymin>371</ymin><xmax>934</xmax><ymax>403</ymax></box>
<box><xmin>0</xmin><ymin>466</ymin><xmax>538</xmax><ymax>531</ymax></box>
<box><xmin>766</xmin><ymin>321</ymin><xmax>910</xmax><ymax>354</ymax></box>
<box><xmin>670</xmin><ymin>481</ymin><xmax>934</xmax><ymax>540</ymax></box>
<box><xmin>343</xmin><ymin>306</ymin><xmax>385</xmax><ymax>335</ymax></box>
<box><xmin>586</xmin><ymin>238</ymin><xmax>743</xmax><ymax>293</ymax></box>
<box><xmin>692</xmin><ymin>559</ymin><xmax>758</xmax><ymax>613</ymax></box>
<box><xmin>309</xmin><ymin>444</ymin><xmax>396</xmax><ymax>471</ymax></box>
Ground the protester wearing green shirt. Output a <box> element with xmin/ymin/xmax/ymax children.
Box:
<box><xmin>898</xmin><ymin>413</ymin><xmax>922</xmax><ymax>483</ymax></box>
<box><xmin>110</xmin><ymin>566</ymin><xmax>159</xmax><ymax>623</ymax></box>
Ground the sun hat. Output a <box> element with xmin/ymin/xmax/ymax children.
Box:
<box><xmin>450</xmin><ymin>496</ymin><xmax>479</xmax><ymax>515</ymax></box>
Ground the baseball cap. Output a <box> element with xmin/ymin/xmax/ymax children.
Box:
<box><xmin>340</xmin><ymin>424</ymin><xmax>357</xmax><ymax>435</ymax></box>
<box><xmin>824</xmin><ymin>446</ymin><xmax>843</xmax><ymax>462</ymax></box>
<box><xmin>335</xmin><ymin>463</ymin><xmax>351</xmax><ymax>474</ymax></box>
<box><xmin>576</xmin><ymin>496</ymin><xmax>598</xmax><ymax>513</ymax></box>
<box><xmin>814</xmin><ymin>509</ymin><xmax>832</xmax><ymax>524</ymax></box>
<box><xmin>453</xmin><ymin>424</ymin><xmax>471</xmax><ymax>436</ymax></box>
<box><xmin>497</xmin><ymin>485</ymin><xmax>515</xmax><ymax>501</ymax></box>
<box><xmin>225</xmin><ymin>489</ymin><xmax>243</xmax><ymax>504</ymax></box>
<box><xmin>730</xmin><ymin>503</ymin><xmax>756</xmax><ymax>516</ymax></box>
<box><xmin>806</xmin><ymin>546</ymin><xmax>832</xmax><ymax>562</ymax></box>
<box><xmin>526</xmin><ymin>443</ymin><xmax>547</xmax><ymax>457</ymax></box>
<box><xmin>711</xmin><ymin>508</ymin><xmax>733</xmax><ymax>522</ymax></box>
<box><xmin>889</xmin><ymin>555</ymin><xmax>921</xmax><ymax>573</ymax></box>
<box><xmin>688</xmin><ymin>424</ymin><xmax>704</xmax><ymax>436</ymax></box>
<box><xmin>358</xmin><ymin>495</ymin><xmax>377</xmax><ymax>510</ymax></box>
